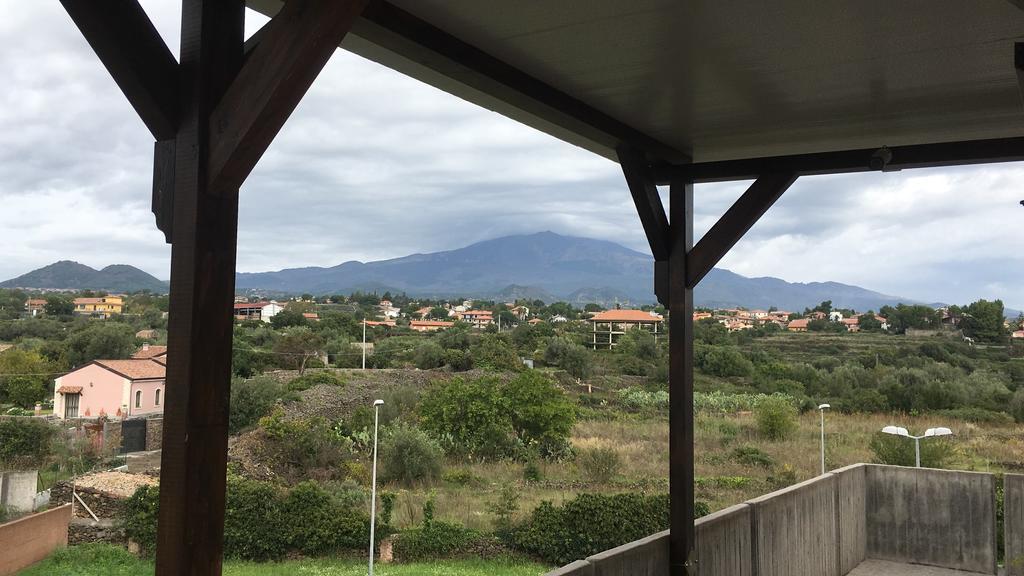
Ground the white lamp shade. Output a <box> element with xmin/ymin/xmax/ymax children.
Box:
<box><xmin>818</xmin><ymin>403</ymin><xmax>831</xmax><ymax>410</ymax></box>
<box><xmin>881</xmin><ymin>425</ymin><xmax>910</xmax><ymax>437</ymax></box>
<box><xmin>924</xmin><ymin>427</ymin><xmax>952</xmax><ymax>437</ymax></box>
<box><xmin>373</xmin><ymin>399</ymin><xmax>384</xmax><ymax>406</ymax></box>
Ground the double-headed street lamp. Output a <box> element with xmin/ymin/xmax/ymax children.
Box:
<box><xmin>880</xmin><ymin>425</ymin><xmax>953</xmax><ymax>468</ymax></box>
<box><xmin>818</xmin><ymin>403</ymin><xmax>830</xmax><ymax>475</ymax></box>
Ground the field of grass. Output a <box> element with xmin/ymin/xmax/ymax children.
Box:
<box><xmin>20</xmin><ymin>544</ymin><xmax>548</xmax><ymax>576</ymax></box>
<box><xmin>388</xmin><ymin>408</ymin><xmax>1023</xmax><ymax>530</ymax></box>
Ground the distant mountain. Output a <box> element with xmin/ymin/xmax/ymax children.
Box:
<box><xmin>0</xmin><ymin>261</ymin><xmax>167</xmax><ymax>293</ymax></box>
<box><xmin>234</xmin><ymin>231</ymin><xmax>924</xmax><ymax>311</ymax></box>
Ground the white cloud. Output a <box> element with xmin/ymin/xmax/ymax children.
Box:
<box><xmin>0</xmin><ymin>4</ymin><xmax>1022</xmax><ymax>309</ymax></box>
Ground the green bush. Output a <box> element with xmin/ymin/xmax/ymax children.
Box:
<box><xmin>868</xmin><ymin>431</ymin><xmax>954</xmax><ymax>469</ymax></box>
<box><xmin>0</xmin><ymin>418</ymin><xmax>55</xmax><ymax>468</ymax></box>
<box><xmin>223</xmin><ymin>475</ymin><xmax>287</xmax><ymax>560</ymax></box>
<box><xmin>577</xmin><ymin>446</ymin><xmax>621</xmax><ymax>484</ymax></box>
<box><xmin>694</xmin><ymin>391</ymin><xmax>798</xmax><ymax>414</ymax></box>
<box><xmin>442</xmin><ymin>348</ymin><xmax>474</xmax><ymax>371</ymax></box>
<box><xmin>470</xmin><ymin>334</ymin><xmax>523</xmax><ymax>372</ymax></box>
<box><xmin>229</xmin><ymin>376</ymin><xmax>287</xmax><ymax>434</ymax></box>
<box><xmin>933</xmin><ymin>407</ymin><xmax>1014</xmax><ymax>425</ymax></box>
<box><xmin>755</xmin><ymin>396</ymin><xmax>798</xmax><ymax>440</ymax></box>
<box><xmin>286</xmin><ymin>370</ymin><xmax>344</xmax><ymax>392</ymax></box>
<box><xmin>617</xmin><ymin>387</ymin><xmax>669</xmax><ymax>410</ymax></box>
<box><xmin>523</xmin><ymin>461</ymin><xmax>542</xmax><ymax>483</ymax></box>
<box><xmin>414</xmin><ymin>342</ymin><xmax>446</xmax><ymax>370</ymax></box>
<box><xmin>513</xmin><ymin>493</ymin><xmax>672</xmax><ymax>565</ymax></box>
<box><xmin>732</xmin><ymin>445</ymin><xmax>775</xmax><ymax>468</ymax></box>
<box><xmin>380</xmin><ymin>423</ymin><xmax>444</xmax><ymax>485</ymax></box>
<box><xmin>281</xmin><ymin>481</ymin><xmax>366</xmax><ymax>555</ymax></box>
<box><xmin>121</xmin><ymin>476</ymin><xmax>372</xmax><ymax>561</ymax></box>
<box><xmin>119</xmin><ymin>485</ymin><xmax>161</xmax><ymax>555</ymax></box>
<box><xmin>441</xmin><ymin>468</ymin><xmax>478</xmax><ymax>486</ymax></box>
<box><xmin>699</xmin><ymin>346</ymin><xmax>754</xmax><ymax>377</ymax></box>
<box><xmin>419</xmin><ymin>371</ymin><xmax>575</xmax><ymax>460</ymax></box>
<box><xmin>393</xmin><ymin>499</ymin><xmax>498</xmax><ymax>561</ymax></box>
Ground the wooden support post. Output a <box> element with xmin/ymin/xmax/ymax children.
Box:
<box><xmin>668</xmin><ymin>177</ymin><xmax>695</xmax><ymax>575</ymax></box>
<box><xmin>156</xmin><ymin>2</ymin><xmax>245</xmax><ymax>574</ymax></box>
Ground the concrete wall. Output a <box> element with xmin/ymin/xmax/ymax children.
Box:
<box><xmin>865</xmin><ymin>466</ymin><xmax>996</xmax><ymax>574</ymax></box>
<box><xmin>749</xmin><ymin>474</ymin><xmax>838</xmax><ymax>576</ymax></box>
<box><xmin>543</xmin><ymin>465</ymin><xmax>995</xmax><ymax>576</ymax></box>
<box><xmin>694</xmin><ymin>503</ymin><xmax>752</xmax><ymax>576</ymax></box>
<box><xmin>833</xmin><ymin>464</ymin><xmax>867</xmax><ymax>573</ymax></box>
<box><xmin>586</xmin><ymin>530</ymin><xmax>669</xmax><ymax>576</ymax></box>
<box><xmin>0</xmin><ymin>470</ymin><xmax>38</xmax><ymax>513</ymax></box>
<box><xmin>1006</xmin><ymin>474</ymin><xmax>1024</xmax><ymax>576</ymax></box>
<box><xmin>0</xmin><ymin>504</ymin><xmax>71</xmax><ymax>576</ymax></box>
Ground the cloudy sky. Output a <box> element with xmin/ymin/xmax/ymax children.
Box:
<box><xmin>2</xmin><ymin>3</ymin><xmax>1022</xmax><ymax>309</ymax></box>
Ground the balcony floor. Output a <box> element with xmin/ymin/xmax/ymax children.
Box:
<box><xmin>849</xmin><ymin>559</ymin><xmax>992</xmax><ymax>575</ymax></box>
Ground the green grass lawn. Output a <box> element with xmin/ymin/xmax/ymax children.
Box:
<box><xmin>19</xmin><ymin>544</ymin><xmax>549</xmax><ymax>576</ymax></box>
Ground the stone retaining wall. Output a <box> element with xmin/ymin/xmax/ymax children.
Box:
<box><xmin>50</xmin><ymin>482</ymin><xmax>125</xmax><ymax>519</ymax></box>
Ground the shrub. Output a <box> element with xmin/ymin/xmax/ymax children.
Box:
<box><xmin>577</xmin><ymin>446</ymin><xmax>621</xmax><ymax>484</ymax></box>
<box><xmin>122</xmin><ymin>476</ymin><xmax>372</xmax><ymax>561</ymax></box>
<box><xmin>229</xmin><ymin>376</ymin><xmax>287</xmax><ymax>434</ymax></box>
<box><xmin>768</xmin><ymin>463</ymin><xmax>799</xmax><ymax>488</ymax></box>
<box><xmin>286</xmin><ymin>370</ymin><xmax>344</xmax><ymax>392</ymax></box>
<box><xmin>617</xmin><ymin>387</ymin><xmax>669</xmax><ymax>410</ymax></box>
<box><xmin>732</xmin><ymin>445</ymin><xmax>775</xmax><ymax>468</ymax></box>
<box><xmin>258</xmin><ymin>410</ymin><xmax>350</xmax><ymax>481</ymax></box>
<box><xmin>694</xmin><ymin>391</ymin><xmax>798</xmax><ymax>414</ymax></box>
<box><xmin>223</xmin><ymin>475</ymin><xmax>287</xmax><ymax>560</ymax></box>
<box><xmin>393</xmin><ymin>499</ymin><xmax>498</xmax><ymax>561</ymax></box>
<box><xmin>442</xmin><ymin>348</ymin><xmax>474</xmax><ymax>371</ymax></box>
<box><xmin>413</xmin><ymin>342</ymin><xmax>446</xmax><ymax>370</ymax></box>
<box><xmin>868</xmin><ymin>431</ymin><xmax>954</xmax><ymax>468</ymax></box>
<box><xmin>441</xmin><ymin>468</ymin><xmax>477</xmax><ymax>486</ymax></box>
<box><xmin>487</xmin><ymin>482</ymin><xmax>521</xmax><ymax>538</ymax></box>
<box><xmin>380</xmin><ymin>423</ymin><xmax>444</xmax><ymax>485</ymax></box>
<box><xmin>755</xmin><ymin>396</ymin><xmax>798</xmax><ymax>440</ymax></box>
<box><xmin>470</xmin><ymin>334</ymin><xmax>523</xmax><ymax>372</ymax></box>
<box><xmin>523</xmin><ymin>461</ymin><xmax>542</xmax><ymax>483</ymax></box>
<box><xmin>419</xmin><ymin>371</ymin><xmax>575</xmax><ymax>460</ymax></box>
<box><xmin>513</xmin><ymin>493</ymin><xmax>671</xmax><ymax>565</ymax></box>
<box><xmin>419</xmin><ymin>376</ymin><xmax>514</xmax><ymax>459</ymax></box>
<box><xmin>502</xmin><ymin>371</ymin><xmax>576</xmax><ymax>454</ymax></box>
<box><xmin>699</xmin><ymin>346</ymin><xmax>754</xmax><ymax>377</ymax></box>
<box><xmin>544</xmin><ymin>337</ymin><xmax>591</xmax><ymax>378</ymax></box>
<box><xmin>120</xmin><ymin>485</ymin><xmax>161</xmax><ymax>555</ymax></box>
<box><xmin>1011</xmin><ymin>388</ymin><xmax>1024</xmax><ymax>423</ymax></box>
<box><xmin>933</xmin><ymin>407</ymin><xmax>1014</xmax><ymax>425</ymax></box>
<box><xmin>0</xmin><ymin>418</ymin><xmax>54</xmax><ymax>467</ymax></box>
<box><xmin>281</xmin><ymin>481</ymin><xmax>366</xmax><ymax>555</ymax></box>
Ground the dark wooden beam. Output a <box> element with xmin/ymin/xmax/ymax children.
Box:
<box><xmin>60</xmin><ymin>0</ymin><xmax>179</xmax><ymax>140</ymax></box>
<box><xmin>1015</xmin><ymin>42</ymin><xmax>1024</xmax><ymax>109</ymax></box>
<box><xmin>618</xmin><ymin>145</ymin><xmax>671</xmax><ymax>262</ymax></box>
<box><xmin>356</xmin><ymin>1</ymin><xmax>688</xmax><ymax>164</ymax></box>
<box><xmin>667</xmin><ymin>177</ymin><xmax>695</xmax><ymax>576</ymax></box>
<box><xmin>152</xmin><ymin>140</ymin><xmax>175</xmax><ymax>244</ymax></box>
<box><xmin>207</xmin><ymin>0</ymin><xmax>369</xmax><ymax>193</ymax></box>
<box><xmin>156</xmin><ymin>1</ymin><xmax>245</xmax><ymax>574</ymax></box>
<box><xmin>651</xmin><ymin>136</ymin><xmax>1024</xmax><ymax>184</ymax></box>
<box><xmin>687</xmin><ymin>172</ymin><xmax>798</xmax><ymax>287</ymax></box>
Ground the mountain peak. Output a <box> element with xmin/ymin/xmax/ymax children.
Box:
<box><xmin>0</xmin><ymin>262</ymin><xmax>167</xmax><ymax>293</ymax></box>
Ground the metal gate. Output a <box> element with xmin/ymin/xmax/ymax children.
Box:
<box><xmin>121</xmin><ymin>418</ymin><xmax>147</xmax><ymax>453</ymax></box>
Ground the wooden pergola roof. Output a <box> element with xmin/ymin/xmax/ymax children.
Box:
<box><xmin>251</xmin><ymin>0</ymin><xmax>1024</xmax><ymax>166</ymax></box>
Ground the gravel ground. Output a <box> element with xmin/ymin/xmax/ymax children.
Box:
<box><xmin>74</xmin><ymin>471</ymin><xmax>158</xmax><ymax>497</ymax></box>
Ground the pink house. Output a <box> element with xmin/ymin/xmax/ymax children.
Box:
<box><xmin>53</xmin><ymin>358</ymin><xmax>166</xmax><ymax>420</ymax></box>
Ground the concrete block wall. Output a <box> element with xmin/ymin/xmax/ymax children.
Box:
<box><xmin>0</xmin><ymin>504</ymin><xmax>71</xmax><ymax>576</ymax></box>
<box><xmin>749</xmin><ymin>473</ymin><xmax>838</xmax><ymax>576</ymax></box>
<box><xmin>865</xmin><ymin>466</ymin><xmax>996</xmax><ymax>574</ymax></box>
<box><xmin>0</xmin><ymin>470</ymin><xmax>39</xmax><ymax>513</ymax></box>
<box><xmin>694</xmin><ymin>503</ymin><xmax>752</xmax><ymax>576</ymax></box>
<box><xmin>1005</xmin><ymin>474</ymin><xmax>1024</xmax><ymax>576</ymax></box>
<box><xmin>544</xmin><ymin>464</ymin><xmax>996</xmax><ymax>576</ymax></box>
<box><xmin>833</xmin><ymin>464</ymin><xmax>867</xmax><ymax>573</ymax></box>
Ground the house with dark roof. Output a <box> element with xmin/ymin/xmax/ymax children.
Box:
<box><xmin>53</xmin><ymin>358</ymin><xmax>166</xmax><ymax>420</ymax></box>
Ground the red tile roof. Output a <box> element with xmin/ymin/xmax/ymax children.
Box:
<box><xmin>589</xmin><ymin>309</ymin><xmax>663</xmax><ymax>323</ymax></box>
<box><xmin>788</xmin><ymin>319</ymin><xmax>810</xmax><ymax>329</ymax></box>
<box><xmin>132</xmin><ymin>345</ymin><xmax>168</xmax><ymax>359</ymax></box>
<box><xmin>411</xmin><ymin>320</ymin><xmax>454</xmax><ymax>328</ymax></box>
<box><xmin>56</xmin><ymin>385</ymin><xmax>83</xmax><ymax>394</ymax></box>
<box><xmin>94</xmin><ymin>359</ymin><xmax>166</xmax><ymax>380</ymax></box>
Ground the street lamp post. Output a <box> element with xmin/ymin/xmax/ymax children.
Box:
<box><xmin>362</xmin><ymin>320</ymin><xmax>367</xmax><ymax>370</ymax></box>
<box><xmin>368</xmin><ymin>399</ymin><xmax>384</xmax><ymax>576</ymax></box>
<box><xmin>818</xmin><ymin>403</ymin><xmax>830</xmax><ymax>475</ymax></box>
<box><xmin>880</xmin><ymin>425</ymin><xmax>953</xmax><ymax>468</ymax></box>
